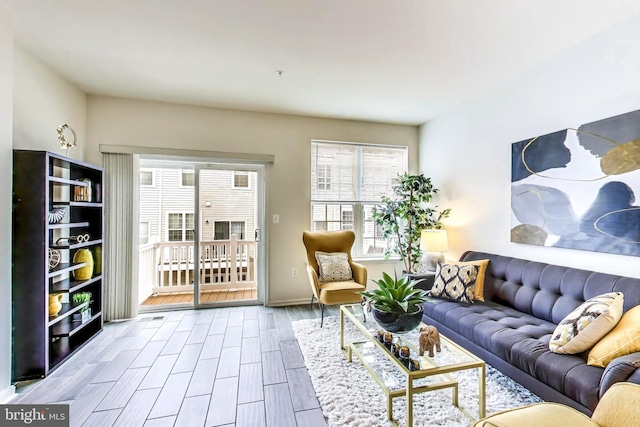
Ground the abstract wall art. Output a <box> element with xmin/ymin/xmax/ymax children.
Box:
<box><xmin>511</xmin><ymin>109</ymin><xmax>640</xmax><ymax>257</ymax></box>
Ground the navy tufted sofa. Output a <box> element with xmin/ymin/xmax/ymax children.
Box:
<box><xmin>421</xmin><ymin>251</ymin><xmax>640</xmax><ymax>415</ymax></box>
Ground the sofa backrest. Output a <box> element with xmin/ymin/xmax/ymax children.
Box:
<box><xmin>460</xmin><ymin>251</ymin><xmax>640</xmax><ymax>324</ymax></box>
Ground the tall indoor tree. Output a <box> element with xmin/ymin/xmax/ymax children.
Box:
<box><xmin>372</xmin><ymin>172</ymin><xmax>451</xmax><ymax>274</ymax></box>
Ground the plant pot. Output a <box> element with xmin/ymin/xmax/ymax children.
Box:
<box><xmin>371</xmin><ymin>303</ymin><xmax>423</xmax><ymax>334</ymax></box>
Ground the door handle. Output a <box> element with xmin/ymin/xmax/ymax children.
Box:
<box><xmin>255</xmin><ymin>228</ymin><xmax>260</xmax><ymax>242</ymax></box>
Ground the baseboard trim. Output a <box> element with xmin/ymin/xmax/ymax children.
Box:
<box><xmin>268</xmin><ymin>298</ymin><xmax>310</xmax><ymax>307</ymax></box>
<box><xmin>0</xmin><ymin>384</ymin><xmax>16</xmax><ymax>403</ymax></box>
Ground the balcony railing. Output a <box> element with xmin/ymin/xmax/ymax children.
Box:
<box><xmin>138</xmin><ymin>235</ymin><xmax>257</xmax><ymax>301</ymax></box>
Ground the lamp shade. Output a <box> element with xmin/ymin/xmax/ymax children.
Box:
<box><xmin>420</xmin><ymin>229</ymin><xmax>449</xmax><ymax>252</ymax></box>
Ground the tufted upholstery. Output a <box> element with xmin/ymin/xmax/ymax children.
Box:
<box><xmin>422</xmin><ymin>251</ymin><xmax>640</xmax><ymax>414</ymax></box>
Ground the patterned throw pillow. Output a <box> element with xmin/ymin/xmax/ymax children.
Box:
<box><xmin>430</xmin><ymin>263</ymin><xmax>479</xmax><ymax>304</ymax></box>
<box><xmin>549</xmin><ymin>292</ymin><xmax>624</xmax><ymax>355</ymax></box>
<box><xmin>315</xmin><ymin>251</ymin><xmax>353</xmax><ymax>284</ymax></box>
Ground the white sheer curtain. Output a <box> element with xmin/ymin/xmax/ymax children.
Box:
<box><xmin>103</xmin><ymin>153</ymin><xmax>140</xmax><ymax>320</ymax></box>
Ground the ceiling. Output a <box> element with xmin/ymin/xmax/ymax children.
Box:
<box><xmin>8</xmin><ymin>1</ymin><xmax>640</xmax><ymax>125</ymax></box>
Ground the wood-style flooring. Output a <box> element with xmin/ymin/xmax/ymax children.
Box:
<box><xmin>140</xmin><ymin>289</ymin><xmax>258</xmax><ymax>306</ymax></box>
<box><xmin>12</xmin><ymin>304</ymin><xmax>335</xmax><ymax>427</ymax></box>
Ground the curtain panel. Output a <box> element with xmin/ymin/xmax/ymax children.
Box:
<box><xmin>103</xmin><ymin>153</ymin><xmax>139</xmax><ymax>320</ymax></box>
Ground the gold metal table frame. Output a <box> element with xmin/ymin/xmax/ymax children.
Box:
<box><xmin>340</xmin><ymin>304</ymin><xmax>486</xmax><ymax>427</ymax></box>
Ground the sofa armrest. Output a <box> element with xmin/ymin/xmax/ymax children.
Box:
<box><xmin>350</xmin><ymin>261</ymin><xmax>367</xmax><ymax>287</ymax></box>
<box><xmin>599</xmin><ymin>352</ymin><xmax>640</xmax><ymax>398</ymax></box>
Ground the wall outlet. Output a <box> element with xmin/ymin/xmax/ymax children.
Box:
<box><xmin>273</xmin><ymin>214</ymin><xmax>280</xmax><ymax>224</ymax></box>
<box><xmin>291</xmin><ymin>268</ymin><xmax>297</xmax><ymax>277</ymax></box>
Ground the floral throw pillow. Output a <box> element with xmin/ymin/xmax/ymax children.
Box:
<box><xmin>315</xmin><ymin>251</ymin><xmax>353</xmax><ymax>284</ymax></box>
<box><xmin>430</xmin><ymin>263</ymin><xmax>479</xmax><ymax>304</ymax></box>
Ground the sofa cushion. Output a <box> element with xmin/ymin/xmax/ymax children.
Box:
<box><xmin>445</xmin><ymin>259</ymin><xmax>490</xmax><ymax>301</ymax></box>
<box><xmin>549</xmin><ymin>292</ymin><xmax>623</xmax><ymax>354</ymax></box>
<box><xmin>431</xmin><ymin>263</ymin><xmax>478</xmax><ymax>303</ymax></box>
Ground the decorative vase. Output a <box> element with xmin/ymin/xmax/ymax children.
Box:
<box><xmin>48</xmin><ymin>293</ymin><xmax>63</xmax><ymax>317</ymax></box>
<box><xmin>73</xmin><ymin>249</ymin><xmax>94</xmax><ymax>280</ymax></box>
<box><xmin>371</xmin><ymin>304</ymin><xmax>424</xmax><ymax>334</ymax></box>
<box><xmin>93</xmin><ymin>246</ymin><xmax>102</xmax><ymax>275</ymax></box>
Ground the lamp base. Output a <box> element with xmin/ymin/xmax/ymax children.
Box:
<box><xmin>420</xmin><ymin>252</ymin><xmax>444</xmax><ymax>272</ymax></box>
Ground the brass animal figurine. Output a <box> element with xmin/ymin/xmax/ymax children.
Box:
<box><xmin>418</xmin><ymin>325</ymin><xmax>441</xmax><ymax>357</ymax></box>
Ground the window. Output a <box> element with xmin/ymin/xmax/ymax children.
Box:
<box><xmin>317</xmin><ymin>165</ymin><xmax>331</xmax><ymax>190</ymax></box>
<box><xmin>167</xmin><ymin>213</ymin><xmax>194</xmax><ymax>241</ymax></box>
<box><xmin>140</xmin><ymin>222</ymin><xmax>149</xmax><ymax>244</ymax></box>
<box><xmin>214</xmin><ymin>221</ymin><xmax>246</xmax><ymax>240</ymax></box>
<box><xmin>233</xmin><ymin>171</ymin><xmax>249</xmax><ymax>188</ymax></box>
<box><xmin>140</xmin><ymin>170</ymin><xmax>154</xmax><ymax>186</ymax></box>
<box><xmin>311</xmin><ymin>141</ymin><xmax>407</xmax><ymax>257</ymax></box>
<box><xmin>181</xmin><ymin>170</ymin><xmax>195</xmax><ymax>186</ymax></box>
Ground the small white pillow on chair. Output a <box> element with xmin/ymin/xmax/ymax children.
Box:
<box><xmin>315</xmin><ymin>251</ymin><xmax>353</xmax><ymax>284</ymax></box>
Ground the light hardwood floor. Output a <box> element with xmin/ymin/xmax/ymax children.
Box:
<box><xmin>12</xmin><ymin>304</ymin><xmax>334</xmax><ymax>427</ymax></box>
<box><xmin>140</xmin><ymin>289</ymin><xmax>258</xmax><ymax>306</ymax></box>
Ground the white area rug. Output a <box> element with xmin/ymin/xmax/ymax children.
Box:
<box><xmin>293</xmin><ymin>316</ymin><xmax>541</xmax><ymax>427</ymax></box>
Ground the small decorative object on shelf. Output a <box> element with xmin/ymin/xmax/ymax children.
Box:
<box><xmin>72</xmin><ymin>292</ymin><xmax>92</xmax><ymax>323</ymax></box>
<box><xmin>56</xmin><ymin>234</ymin><xmax>91</xmax><ymax>245</ymax></box>
<box><xmin>72</xmin><ymin>248</ymin><xmax>94</xmax><ymax>280</ymax></box>
<box><xmin>383</xmin><ymin>332</ymin><xmax>393</xmax><ymax>349</ymax></box>
<box><xmin>418</xmin><ymin>325</ymin><xmax>442</xmax><ymax>357</ymax></box>
<box><xmin>48</xmin><ymin>248</ymin><xmax>61</xmax><ymax>270</ymax></box>
<box><xmin>48</xmin><ymin>293</ymin><xmax>63</xmax><ymax>317</ymax></box>
<box><xmin>409</xmin><ymin>358</ymin><xmax>421</xmax><ymax>371</ymax></box>
<box><xmin>375</xmin><ymin>330</ymin><xmax>385</xmax><ymax>343</ymax></box>
<box><xmin>47</xmin><ymin>207</ymin><xmax>66</xmax><ymax>224</ymax></box>
<box><xmin>74</xmin><ymin>178</ymin><xmax>92</xmax><ymax>202</ymax></box>
<box><xmin>57</xmin><ymin>123</ymin><xmax>77</xmax><ymax>157</ymax></box>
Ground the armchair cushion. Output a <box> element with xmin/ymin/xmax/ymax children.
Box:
<box><xmin>315</xmin><ymin>251</ymin><xmax>353</xmax><ymax>283</ymax></box>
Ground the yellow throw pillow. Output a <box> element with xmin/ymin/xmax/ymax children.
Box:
<box><xmin>588</xmin><ymin>305</ymin><xmax>640</xmax><ymax>368</ymax></box>
<box><xmin>448</xmin><ymin>259</ymin><xmax>490</xmax><ymax>301</ymax></box>
<box><xmin>549</xmin><ymin>292</ymin><xmax>623</xmax><ymax>355</ymax></box>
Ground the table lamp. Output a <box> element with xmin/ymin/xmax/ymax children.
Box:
<box><xmin>420</xmin><ymin>229</ymin><xmax>449</xmax><ymax>272</ymax></box>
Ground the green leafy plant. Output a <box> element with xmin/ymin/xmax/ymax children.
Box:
<box><xmin>72</xmin><ymin>292</ymin><xmax>91</xmax><ymax>313</ymax></box>
<box><xmin>358</xmin><ymin>271</ymin><xmax>430</xmax><ymax>313</ymax></box>
<box><xmin>371</xmin><ymin>172</ymin><xmax>451</xmax><ymax>274</ymax></box>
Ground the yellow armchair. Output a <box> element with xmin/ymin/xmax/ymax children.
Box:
<box><xmin>473</xmin><ymin>382</ymin><xmax>640</xmax><ymax>427</ymax></box>
<box><xmin>303</xmin><ymin>230</ymin><xmax>367</xmax><ymax>326</ymax></box>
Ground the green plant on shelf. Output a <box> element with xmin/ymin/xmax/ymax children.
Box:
<box><xmin>72</xmin><ymin>292</ymin><xmax>91</xmax><ymax>312</ymax></box>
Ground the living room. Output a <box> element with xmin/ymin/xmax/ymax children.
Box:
<box><xmin>1</xmin><ymin>1</ymin><xmax>639</xmax><ymax>425</ymax></box>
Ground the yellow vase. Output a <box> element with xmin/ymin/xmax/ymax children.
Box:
<box><xmin>49</xmin><ymin>293</ymin><xmax>63</xmax><ymax>317</ymax></box>
<box><xmin>73</xmin><ymin>249</ymin><xmax>94</xmax><ymax>280</ymax></box>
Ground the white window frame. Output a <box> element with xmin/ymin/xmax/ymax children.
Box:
<box><xmin>166</xmin><ymin>212</ymin><xmax>194</xmax><ymax>242</ymax></box>
<box><xmin>214</xmin><ymin>220</ymin><xmax>246</xmax><ymax>240</ymax></box>
<box><xmin>311</xmin><ymin>140</ymin><xmax>407</xmax><ymax>258</ymax></box>
<box><xmin>140</xmin><ymin>169</ymin><xmax>155</xmax><ymax>186</ymax></box>
<box><xmin>232</xmin><ymin>171</ymin><xmax>251</xmax><ymax>189</ymax></box>
<box><xmin>139</xmin><ymin>221</ymin><xmax>150</xmax><ymax>244</ymax></box>
<box><xmin>180</xmin><ymin>170</ymin><xmax>195</xmax><ymax>187</ymax></box>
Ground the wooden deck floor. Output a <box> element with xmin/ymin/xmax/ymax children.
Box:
<box><xmin>141</xmin><ymin>288</ymin><xmax>258</xmax><ymax>306</ymax></box>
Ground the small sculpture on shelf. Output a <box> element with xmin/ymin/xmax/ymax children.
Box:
<box><xmin>47</xmin><ymin>207</ymin><xmax>66</xmax><ymax>224</ymax></box>
<box><xmin>418</xmin><ymin>325</ymin><xmax>441</xmax><ymax>357</ymax></box>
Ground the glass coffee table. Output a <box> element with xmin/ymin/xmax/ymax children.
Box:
<box><xmin>340</xmin><ymin>304</ymin><xmax>486</xmax><ymax>427</ymax></box>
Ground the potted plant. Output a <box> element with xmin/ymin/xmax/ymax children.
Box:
<box><xmin>72</xmin><ymin>292</ymin><xmax>92</xmax><ymax>323</ymax></box>
<box><xmin>371</xmin><ymin>172</ymin><xmax>451</xmax><ymax>274</ymax></box>
<box><xmin>358</xmin><ymin>271</ymin><xmax>431</xmax><ymax>333</ymax></box>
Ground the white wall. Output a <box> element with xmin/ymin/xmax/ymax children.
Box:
<box><xmin>419</xmin><ymin>13</ymin><xmax>640</xmax><ymax>279</ymax></box>
<box><xmin>13</xmin><ymin>46</ymin><xmax>87</xmax><ymax>161</ymax></box>
<box><xmin>0</xmin><ymin>0</ymin><xmax>15</xmax><ymax>403</ymax></box>
<box><xmin>87</xmin><ymin>97</ymin><xmax>415</xmax><ymax>304</ymax></box>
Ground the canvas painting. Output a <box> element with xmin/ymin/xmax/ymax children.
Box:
<box><xmin>511</xmin><ymin>109</ymin><xmax>640</xmax><ymax>257</ymax></box>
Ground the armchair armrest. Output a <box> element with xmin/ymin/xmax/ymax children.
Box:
<box><xmin>306</xmin><ymin>264</ymin><xmax>321</xmax><ymax>300</ymax></box>
<box><xmin>350</xmin><ymin>261</ymin><xmax>367</xmax><ymax>287</ymax></box>
<box><xmin>600</xmin><ymin>352</ymin><xmax>640</xmax><ymax>398</ymax></box>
